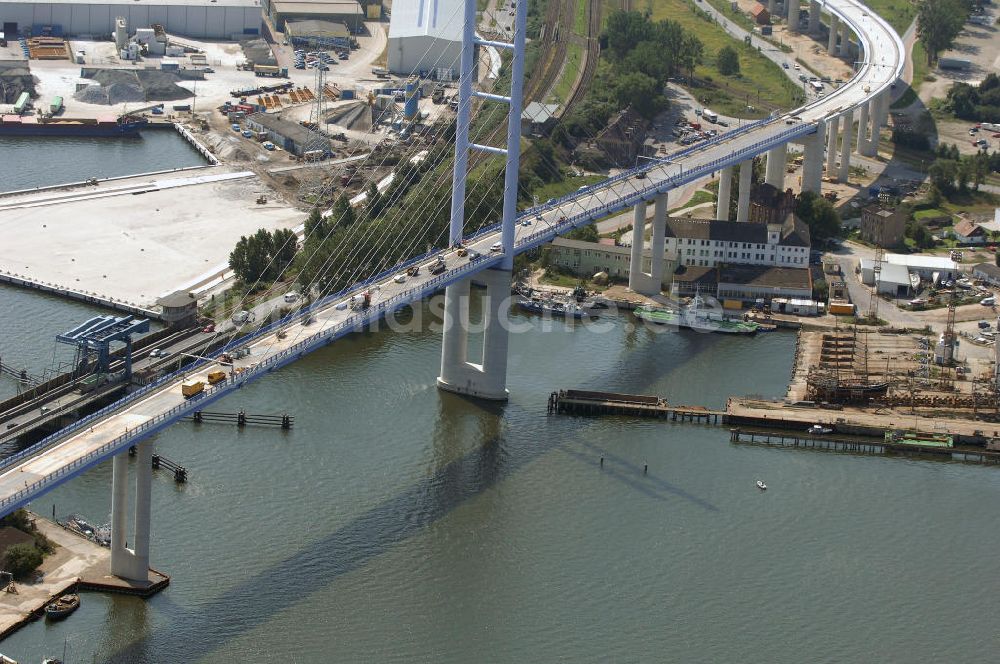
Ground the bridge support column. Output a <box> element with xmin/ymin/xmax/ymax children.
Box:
<box><xmin>801</xmin><ymin>119</ymin><xmax>825</xmax><ymax>194</ymax></box>
<box><xmin>840</xmin><ymin>22</ymin><xmax>851</xmax><ymax>58</ymax></box>
<box><xmin>629</xmin><ymin>194</ymin><xmax>667</xmax><ymax>295</ymax></box>
<box><xmin>826</xmin><ymin>120</ymin><xmax>839</xmax><ymax>178</ymax></box>
<box><xmin>437</xmin><ymin>269</ymin><xmax>511</xmax><ymax>401</ymax></box>
<box><xmin>808</xmin><ymin>0</ymin><xmax>820</xmax><ymax>33</ymax></box>
<box><xmin>110</xmin><ymin>441</ymin><xmax>152</xmax><ymax>582</ymax></box>
<box><xmin>788</xmin><ymin>0</ymin><xmax>800</xmax><ymax>32</ymax></box>
<box><xmin>861</xmin><ymin>99</ymin><xmax>879</xmax><ymax>157</ymax></box>
<box><xmin>736</xmin><ymin>160</ymin><xmax>753</xmax><ymax>223</ymax></box>
<box><xmin>839</xmin><ymin>111</ymin><xmax>854</xmax><ymax>182</ymax></box>
<box><xmin>856</xmin><ymin>101</ymin><xmax>870</xmax><ymax>155</ymax></box>
<box><xmin>768</xmin><ymin>0</ymin><xmax>777</xmax><ymax>15</ymax></box>
<box><xmin>765</xmin><ymin>144</ymin><xmax>786</xmax><ymax>189</ymax></box>
<box><xmin>716</xmin><ymin>166</ymin><xmax>733</xmax><ymax>221</ymax></box>
<box><xmin>628</xmin><ymin>200</ymin><xmax>647</xmax><ymax>292</ymax></box>
<box><xmin>827</xmin><ymin>14</ymin><xmax>838</xmax><ymax>52</ymax></box>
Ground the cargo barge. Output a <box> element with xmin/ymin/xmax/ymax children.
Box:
<box><xmin>0</xmin><ymin>114</ymin><xmax>147</xmax><ymax>137</ymax></box>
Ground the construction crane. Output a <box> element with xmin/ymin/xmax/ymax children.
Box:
<box><xmin>867</xmin><ymin>226</ymin><xmax>883</xmax><ymax>323</ymax></box>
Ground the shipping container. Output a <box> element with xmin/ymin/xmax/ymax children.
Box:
<box><xmin>13</xmin><ymin>92</ymin><xmax>29</xmax><ymax>114</ymax></box>
<box><xmin>206</xmin><ymin>370</ymin><xmax>227</xmax><ymax>385</ymax></box>
<box><xmin>181</xmin><ymin>380</ymin><xmax>205</xmax><ymax>398</ymax></box>
<box><xmin>49</xmin><ymin>96</ymin><xmax>62</xmax><ymax>114</ymax></box>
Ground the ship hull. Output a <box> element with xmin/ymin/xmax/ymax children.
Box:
<box><xmin>0</xmin><ymin>120</ymin><xmax>147</xmax><ymax>138</ymax></box>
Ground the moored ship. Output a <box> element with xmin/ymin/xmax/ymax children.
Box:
<box><xmin>634</xmin><ymin>305</ymin><xmax>759</xmax><ymax>335</ymax></box>
<box><xmin>0</xmin><ymin>114</ymin><xmax>147</xmax><ymax>137</ymax></box>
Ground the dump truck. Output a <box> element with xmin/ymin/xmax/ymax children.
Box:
<box><xmin>206</xmin><ymin>370</ymin><xmax>227</xmax><ymax>385</ymax></box>
<box><xmin>181</xmin><ymin>380</ymin><xmax>205</xmax><ymax>398</ymax></box>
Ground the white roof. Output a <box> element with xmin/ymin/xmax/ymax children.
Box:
<box><xmin>859</xmin><ymin>259</ymin><xmax>911</xmax><ymax>285</ymax></box>
<box><xmin>3</xmin><ymin>0</ymin><xmax>258</xmax><ymax>5</ymax></box>
<box><xmin>388</xmin><ymin>0</ymin><xmax>463</xmax><ymax>41</ymax></box>
<box><xmin>885</xmin><ymin>253</ymin><xmax>957</xmax><ymax>271</ymax></box>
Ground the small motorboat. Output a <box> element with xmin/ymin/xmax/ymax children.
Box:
<box><xmin>44</xmin><ymin>594</ymin><xmax>80</xmax><ymax>620</ymax></box>
<box><xmin>756</xmin><ymin>480</ymin><xmax>767</xmax><ymax>491</ymax></box>
<box><xmin>808</xmin><ymin>424</ymin><xmax>833</xmax><ymax>435</ymax></box>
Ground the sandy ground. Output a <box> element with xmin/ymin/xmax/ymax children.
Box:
<box><xmin>0</xmin><ymin>517</ymin><xmax>107</xmax><ymax>639</ymax></box>
<box><xmin>0</xmin><ymin>169</ymin><xmax>303</xmax><ymax>306</ymax></box>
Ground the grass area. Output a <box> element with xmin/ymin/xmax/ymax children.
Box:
<box><xmin>551</xmin><ymin>42</ymin><xmax>584</xmax><ymax>103</ymax></box>
<box><xmin>856</xmin><ymin>0</ymin><xmax>916</xmax><ymax>33</ymax></box>
<box><xmin>914</xmin><ymin>208</ymin><xmax>949</xmax><ymax>221</ymax></box>
<box><xmin>574</xmin><ymin>0</ymin><xmax>588</xmax><ymax>35</ymax></box>
<box><xmin>647</xmin><ymin>0</ymin><xmax>802</xmax><ymax>116</ymax></box>
<box><xmin>699</xmin><ymin>0</ymin><xmax>757</xmax><ymax>34</ymax></box>
<box><xmin>912</xmin><ymin>41</ymin><xmax>927</xmax><ymax>86</ymax></box>
<box><xmin>670</xmin><ymin>189</ymin><xmax>715</xmax><ymax>212</ymax></box>
<box><xmin>532</xmin><ymin>173</ymin><xmax>605</xmax><ymax>202</ymax></box>
<box><xmin>478</xmin><ymin>0</ymin><xmax>490</xmax><ymax>11</ymax></box>
<box><xmin>939</xmin><ymin>191</ymin><xmax>1000</xmax><ymax>215</ymax></box>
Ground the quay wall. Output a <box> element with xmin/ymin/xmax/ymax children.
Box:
<box><xmin>0</xmin><ymin>272</ymin><xmax>163</xmax><ymax>321</ymax></box>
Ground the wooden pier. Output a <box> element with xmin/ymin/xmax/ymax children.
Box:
<box><xmin>548</xmin><ymin>389</ymin><xmax>724</xmax><ymax>424</ymax></box>
<box><xmin>729</xmin><ymin>428</ymin><xmax>1000</xmax><ymax>464</ymax></box>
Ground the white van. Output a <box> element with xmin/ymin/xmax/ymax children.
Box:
<box><xmin>702</xmin><ymin>109</ymin><xmax>719</xmax><ymax>123</ymax></box>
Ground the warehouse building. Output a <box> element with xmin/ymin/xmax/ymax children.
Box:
<box><xmin>387</xmin><ymin>0</ymin><xmax>462</xmax><ymax>78</ymax></box>
<box><xmin>0</xmin><ymin>0</ymin><xmax>262</xmax><ymax>39</ymax></box>
<box><xmin>285</xmin><ymin>18</ymin><xmax>350</xmax><ymax>48</ymax></box>
<box><xmin>245</xmin><ymin>112</ymin><xmax>331</xmax><ymax>156</ymax></box>
<box><xmin>267</xmin><ymin>0</ymin><xmax>363</xmax><ymax>33</ymax></box>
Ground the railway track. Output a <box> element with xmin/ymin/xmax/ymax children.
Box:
<box><xmin>562</xmin><ymin>0</ymin><xmax>602</xmax><ymax>113</ymax></box>
<box><xmin>522</xmin><ymin>0</ymin><xmax>572</xmax><ymax>103</ymax></box>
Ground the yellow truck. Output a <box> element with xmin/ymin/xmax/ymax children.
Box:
<box><xmin>206</xmin><ymin>370</ymin><xmax>227</xmax><ymax>385</ymax></box>
<box><xmin>181</xmin><ymin>380</ymin><xmax>205</xmax><ymax>398</ymax></box>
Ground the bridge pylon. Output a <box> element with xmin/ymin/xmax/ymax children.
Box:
<box><xmin>437</xmin><ymin>0</ymin><xmax>527</xmax><ymax>401</ymax></box>
<box><xmin>110</xmin><ymin>439</ymin><xmax>153</xmax><ymax>582</ymax></box>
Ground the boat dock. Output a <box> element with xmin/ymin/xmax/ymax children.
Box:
<box><xmin>547</xmin><ymin>390</ymin><xmax>724</xmax><ymax>423</ymax></box>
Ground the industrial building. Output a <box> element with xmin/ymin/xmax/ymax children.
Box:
<box><xmin>387</xmin><ymin>0</ymin><xmax>462</xmax><ymax>78</ymax></box>
<box><xmin>859</xmin><ymin>204</ymin><xmax>906</xmax><ymax>249</ymax></box>
<box><xmin>0</xmin><ymin>0</ymin><xmax>263</xmax><ymax>39</ymax></box>
<box><xmin>267</xmin><ymin>0</ymin><xmax>363</xmax><ymax>33</ymax></box>
<box><xmin>245</xmin><ymin>112</ymin><xmax>331</xmax><ymax>156</ymax></box>
<box><xmin>859</xmin><ymin>253</ymin><xmax>959</xmax><ymax>294</ymax></box>
<box><xmin>669</xmin><ymin>264</ymin><xmax>813</xmax><ymax>302</ymax></box>
<box><xmin>284</xmin><ymin>18</ymin><xmax>350</xmax><ymax>48</ymax></box>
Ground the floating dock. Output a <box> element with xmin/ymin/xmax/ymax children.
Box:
<box><xmin>547</xmin><ymin>390</ymin><xmax>724</xmax><ymax>423</ymax></box>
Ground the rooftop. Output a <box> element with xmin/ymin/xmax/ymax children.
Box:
<box><xmin>718</xmin><ymin>265</ymin><xmax>811</xmax><ymax>290</ymax></box>
<box><xmin>673</xmin><ymin>266</ymin><xmax>717</xmax><ymax>285</ymax></box>
<box><xmin>664</xmin><ymin>215</ymin><xmax>810</xmax><ymax>247</ymax></box>
<box><xmin>522</xmin><ymin>101</ymin><xmax>559</xmax><ymax>124</ymax></box>
<box><xmin>885</xmin><ymin>253</ymin><xmax>957</xmax><ymax>271</ymax></box>
<box><xmin>272</xmin><ymin>0</ymin><xmax>364</xmax><ymax>15</ymax></box>
<box><xmin>973</xmin><ymin>263</ymin><xmax>1000</xmax><ymax>279</ymax></box>
<box><xmin>1</xmin><ymin>0</ymin><xmax>260</xmax><ymax>6</ymax></box>
<box><xmin>286</xmin><ymin>19</ymin><xmax>354</xmax><ymax>36</ymax></box>
<box><xmin>248</xmin><ymin>112</ymin><xmax>332</xmax><ymax>151</ymax></box>
<box><xmin>388</xmin><ymin>0</ymin><xmax>463</xmax><ymax>41</ymax></box>
<box><xmin>551</xmin><ymin>237</ymin><xmax>630</xmax><ymax>255</ymax></box>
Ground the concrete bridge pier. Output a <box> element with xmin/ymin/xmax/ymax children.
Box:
<box><xmin>768</xmin><ymin>0</ymin><xmax>777</xmax><ymax>15</ymax></box>
<box><xmin>856</xmin><ymin>101</ymin><xmax>872</xmax><ymax>156</ymax></box>
<box><xmin>826</xmin><ymin>120</ymin><xmax>839</xmax><ymax>177</ymax></box>
<box><xmin>716</xmin><ymin>165</ymin><xmax>733</xmax><ymax>221</ymax></box>
<box><xmin>765</xmin><ymin>144</ymin><xmax>786</xmax><ymax>189</ymax></box>
<box><xmin>840</xmin><ymin>22</ymin><xmax>852</xmax><ymax>58</ymax></box>
<box><xmin>808</xmin><ymin>0</ymin><xmax>820</xmax><ymax>33</ymax></box>
<box><xmin>437</xmin><ymin>269</ymin><xmax>512</xmax><ymax>401</ymax></box>
<box><xmin>801</xmin><ymin>119</ymin><xmax>825</xmax><ymax>194</ymax></box>
<box><xmin>788</xmin><ymin>0</ymin><xmax>800</xmax><ymax>32</ymax></box>
<box><xmin>735</xmin><ymin>160</ymin><xmax>753</xmax><ymax>222</ymax></box>
<box><xmin>839</xmin><ymin>110</ymin><xmax>854</xmax><ymax>182</ymax></box>
<box><xmin>110</xmin><ymin>440</ymin><xmax>152</xmax><ymax>582</ymax></box>
<box><xmin>628</xmin><ymin>193</ymin><xmax>667</xmax><ymax>295</ymax></box>
<box><xmin>827</xmin><ymin>14</ymin><xmax>839</xmax><ymax>52</ymax></box>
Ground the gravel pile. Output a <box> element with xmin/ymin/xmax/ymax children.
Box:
<box><xmin>0</xmin><ymin>60</ymin><xmax>36</xmax><ymax>103</ymax></box>
<box><xmin>240</xmin><ymin>39</ymin><xmax>277</xmax><ymax>66</ymax></box>
<box><xmin>73</xmin><ymin>68</ymin><xmax>193</xmax><ymax>105</ymax></box>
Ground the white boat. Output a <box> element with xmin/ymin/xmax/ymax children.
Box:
<box><xmin>756</xmin><ymin>480</ymin><xmax>767</xmax><ymax>491</ymax></box>
<box><xmin>808</xmin><ymin>425</ymin><xmax>833</xmax><ymax>435</ymax></box>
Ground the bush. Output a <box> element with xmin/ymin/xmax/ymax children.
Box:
<box><xmin>2</xmin><ymin>543</ymin><xmax>43</xmax><ymax>579</ymax></box>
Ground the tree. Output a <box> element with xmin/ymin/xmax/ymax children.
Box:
<box><xmin>717</xmin><ymin>46</ymin><xmax>740</xmax><ymax>76</ymax></box>
<box><xmin>330</xmin><ymin>194</ymin><xmax>356</xmax><ymax>228</ymax></box>
<box><xmin>795</xmin><ymin>191</ymin><xmax>840</xmax><ymax>243</ymax></box>
<box><xmin>604</xmin><ymin>11</ymin><xmax>655</xmax><ymax>60</ymax></box>
<box><xmin>271</xmin><ymin>228</ymin><xmax>298</xmax><ymax>275</ymax></box>
<box><xmin>615</xmin><ymin>72</ymin><xmax>665</xmax><ymax>119</ymax></box>
<box><xmin>304</xmin><ymin>208</ymin><xmax>327</xmax><ymax>238</ymax></box>
<box><xmin>928</xmin><ymin>158</ymin><xmax>959</xmax><ymax>193</ymax></box>
<box><xmin>917</xmin><ymin>0</ymin><xmax>968</xmax><ymax>65</ymax></box>
<box><xmin>2</xmin><ymin>543</ymin><xmax>42</xmax><ymax>579</ymax></box>
<box><xmin>567</xmin><ymin>224</ymin><xmax>599</xmax><ymax>242</ymax></box>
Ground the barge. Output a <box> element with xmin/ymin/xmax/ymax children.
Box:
<box><xmin>0</xmin><ymin>114</ymin><xmax>147</xmax><ymax>137</ymax></box>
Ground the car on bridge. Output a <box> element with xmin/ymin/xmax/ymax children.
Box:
<box><xmin>393</xmin><ymin>274</ymin><xmax>407</xmax><ymax>283</ymax></box>
<box><xmin>491</xmin><ymin>242</ymin><xmax>502</xmax><ymax>252</ymax></box>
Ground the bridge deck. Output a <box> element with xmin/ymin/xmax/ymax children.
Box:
<box><xmin>0</xmin><ymin>0</ymin><xmax>903</xmax><ymax>516</ymax></box>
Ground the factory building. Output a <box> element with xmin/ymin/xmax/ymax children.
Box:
<box><xmin>387</xmin><ymin>0</ymin><xmax>462</xmax><ymax>78</ymax></box>
<box><xmin>284</xmin><ymin>18</ymin><xmax>351</xmax><ymax>48</ymax></box>
<box><xmin>267</xmin><ymin>0</ymin><xmax>363</xmax><ymax>33</ymax></box>
<box><xmin>0</xmin><ymin>0</ymin><xmax>262</xmax><ymax>39</ymax></box>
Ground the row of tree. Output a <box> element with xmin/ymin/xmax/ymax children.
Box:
<box><xmin>228</xmin><ymin>228</ymin><xmax>298</xmax><ymax>287</ymax></box>
<box><xmin>946</xmin><ymin>73</ymin><xmax>1000</xmax><ymax>123</ymax></box>
<box><xmin>562</xmin><ymin>10</ymin><xmax>704</xmax><ymax>139</ymax></box>
<box><xmin>927</xmin><ymin>142</ymin><xmax>998</xmax><ymax>195</ymax></box>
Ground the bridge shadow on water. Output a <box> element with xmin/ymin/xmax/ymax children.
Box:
<box><xmin>108</xmin><ymin>317</ymin><xmax>725</xmax><ymax>661</ymax></box>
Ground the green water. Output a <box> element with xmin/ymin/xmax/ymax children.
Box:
<box><xmin>1</xmin><ymin>288</ymin><xmax>999</xmax><ymax>662</ymax></box>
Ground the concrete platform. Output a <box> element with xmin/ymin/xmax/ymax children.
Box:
<box><xmin>0</xmin><ymin>169</ymin><xmax>303</xmax><ymax>307</ymax></box>
<box><xmin>0</xmin><ymin>516</ymin><xmax>167</xmax><ymax>639</ymax></box>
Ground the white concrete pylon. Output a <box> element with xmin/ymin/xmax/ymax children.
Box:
<box><xmin>856</xmin><ymin>101</ymin><xmax>870</xmax><ymax>153</ymax></box>
<box><xmin>109</xmin><ymin>442</ymin><xmax>153</xmax><ymax>582</ymax></box>
<box><xmin>828</xmin><ymin>14</ymin><xmax>839</xmax><ymax>53</ymax></box>
<box><xmin>736</xmin><ymin>160</ymin><xmax>753</xmax><ymax>223</ymax></box>
<box><xmin>648</xmin><ymin>193</ymin><xmax>667</xmax><ymax>290</ymax></box>
<box><xmin>788</xmin><ymin>0</ymin><xmax>800</xmax><ymax>32</ymax></box>
<box><xmin>768</xmin><ymin>0</ymin><xmax>777</xmax><ymax>14</ymax></box>
<box><xmin>808</xmin><ymin>0</ymin><xmax>820</xmax><ymax>33</ymax></box>
<box><xmin>840</xmin><ymin>22</ymin><xmax>851</xmax><ymax>58</ymax></box>
<box><xmin>826</xmin><ymin>120</ymin><xmax>839</xmax><ymax>177</ymax></box>
<box><xmin>716</xmin><ymin>165</ymin><xmax>733</xmax><ymax>221</ymax></box>
<box><xmin>839</xmin><ymin>110</ymin><xmax>854</xmax><ymax>182</ymax></box>
<box><xmin>861</xmin><ymin>98</ymin><xmax>878</xmax><ymax>157</ymax></box>
<box><xmin>801</xmin><ymin>120</ymin><xmax>825</xmax><ymax>194</ymax></box>
<box><xmin>628</xmin><ymin>200</ymin><xmax>647</xmax><ymax>292</ymax></box>
<box><xmin>437</xmin><ymin>269</ymin><xmax>512</xmax><ymax>401</ymax></box>
<box><xmin>765</xmin><ymin>144</ymin><xmax>786</xmax><ymax>189</ymax></box>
